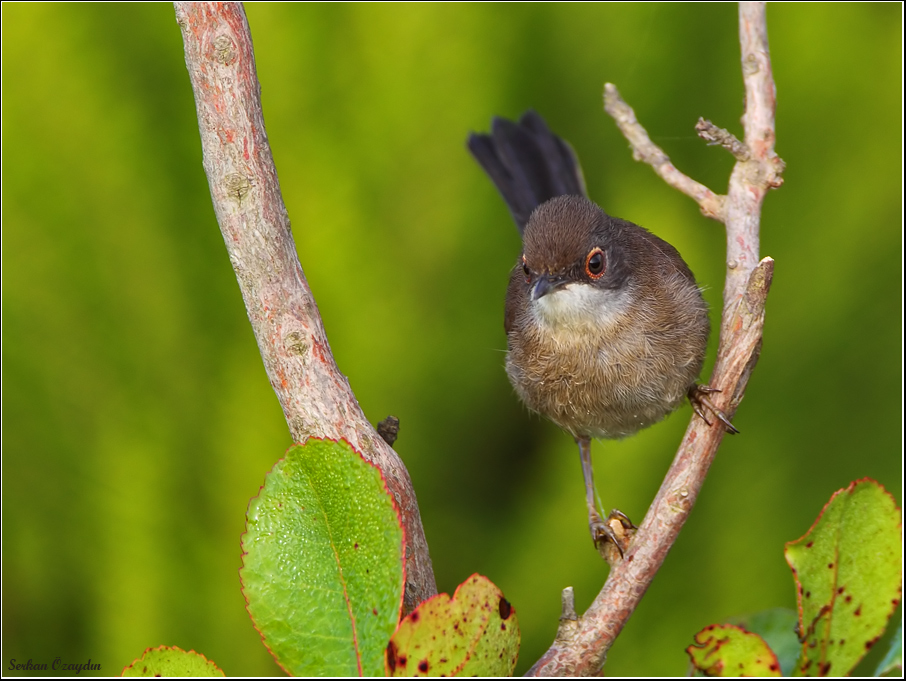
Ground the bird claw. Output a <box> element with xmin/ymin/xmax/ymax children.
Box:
<box><xmin>689</xmin><ymin>385</ymin><xmax>739</xmax><ymax>434</ymax></box>
<box><xmin>590</xmin><ymin>509</ymin><xmax>636</xmax><ymax>565</ymax></box>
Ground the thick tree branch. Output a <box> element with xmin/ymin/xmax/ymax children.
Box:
<box><xmin>528</xmin><ymin>3</ymin><xmax>782</xmax><ymax>675</ymax></box>
<box><xmin>173</xmin><ymin>2</ymin><xmax>436</xmax><ymax>614</ymax></box>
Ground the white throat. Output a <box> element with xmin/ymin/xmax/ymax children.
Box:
<box><xmin>533</xmin><ymin>282</ymin><xmax>632</xmax><ymax>331</ymax></box>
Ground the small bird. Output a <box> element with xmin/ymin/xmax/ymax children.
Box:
<box><xmin>468</xmin><ymin>111</ymin><xmax>735</xmax><ymax>554</ymax></box>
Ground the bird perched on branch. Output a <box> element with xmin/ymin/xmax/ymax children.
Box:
<box><xmin>468</xmin><ymin>111</ymin><xmax>735</xmax><ymax>556</ymax></box>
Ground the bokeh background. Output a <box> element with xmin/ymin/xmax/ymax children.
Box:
<box><xmin>3</xmin><ymin>3</ymin><xmax>901</xmax><ymax>677</ymax></box>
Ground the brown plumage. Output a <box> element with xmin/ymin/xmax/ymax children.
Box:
<box><xmin>504</xmin><ymin>195</ymin><xmax>708</xmax><ymax>440</ymax></box>
<box><xmin>468</xmin><ymin>112</ymin><xmax>721</xmax><ymax>557</ymax></box>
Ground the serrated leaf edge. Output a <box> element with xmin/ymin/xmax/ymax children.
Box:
<box><xmin>121</xmin><ymin>644</ymin><xmax>224</xmax><ymax>677</ymax></box>
<box><xmin>239</xmin><ymin>436</ymin><xmax>407</xmax><ymax>677</ymax></box>
<box><xmin>387</xmin><ymin>573</ymin><xmax>514</xmax><ymax>677</ymax></box>
<box><xmin>783</xmin><ymin>477</ymin><xmax>903</xmax><ymax>675</ymax></box>
<box><xmin>686</xmin><ymin>623</ymin><xmax>781</xmax><ymax>676</ymax></box>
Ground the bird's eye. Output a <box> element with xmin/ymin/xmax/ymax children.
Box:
<box><xmin>585</xmin><ymin>248</ymin><xmax>606</xmax><ymax>278</ymax></box>
<box><xmin>521</xmin><ymin>255</ymin><xmax>531</xmax><ymax>282</ymax></box>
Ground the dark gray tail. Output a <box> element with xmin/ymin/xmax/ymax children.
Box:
<box><xmin>467</xmin><ymin>111</ymin><xmax>586</xmax><ymax>235</ymax></box>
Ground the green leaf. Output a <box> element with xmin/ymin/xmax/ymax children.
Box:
<box><xmin>121</xmin><ymin>646</ymin><xmax>224</xmax><ymax>677</ymax></box>
<box><xmin>784</xmin><ymin>479</ymin><xmax>902</xmax><ymax>676</ymax></box>
<box><xmin>241</xmin><ymin>438</ymin><xmax>405</xmax><ymax>676</ymax></box>
<box><xmin>687</xmin><ymin>624</ymin><xmax>782</xmax><ymax>676</ymax></box>
<box><xmin>386</xmin><ymin>574</ymin><xmax>519</xmax><ymax>676</ymax></box>
<box><xmin>875</xmin><ymin>621</ymin><xmax>902</xmax><ymax>677</ymax></box>
<box><xmin>732</xmin><ymin>608</ymin><xmax>801</xmax><ymax>677</ymax></box>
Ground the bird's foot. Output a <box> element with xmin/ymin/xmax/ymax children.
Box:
<box><xmin>590</xmin><ymin>508</ymin><xmax>637</xmax><ymax>566</ymax></box>
<box><xmin>689</xmin><ymin>384</ymin><xmax>739</xmax><ymax>434</ymax></box>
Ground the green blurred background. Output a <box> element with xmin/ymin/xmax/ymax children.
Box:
<box><xmin>2</xmin><ymin>3</ymin><xmax>901</xmax><ymax>676</ymax></box>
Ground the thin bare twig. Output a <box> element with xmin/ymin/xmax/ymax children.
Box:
<box><xmin>173</xmin><ymin>2</ymin><xmax>437</xmax><ymax>614</ymax></box>
<box><xmin>603</xmin><ymin>84</ymin><xmax>726</xmax><ymax>221</ymax></box>
<box><xmin>696</xmin><ymin>118</ymin><xmax>751</xmax><ymax>161</ymax></box>
<box><xmin>528</xmin><ymin>2</ymin><xmax>782</xmax><ymax>675</ymax></box>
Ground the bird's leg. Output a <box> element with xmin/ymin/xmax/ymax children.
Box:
<box><xmin>577</xmin><ymin>437</ymin><xmax>635</xmax><ymax>564</ymax></box>
<box><xmin>689</xmin><ymin>385</ymin><xmax>739</xmax><ymax>434</ymax></box>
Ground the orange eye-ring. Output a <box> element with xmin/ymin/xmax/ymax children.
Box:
<box><xmin>585</xmin><ymin>247</ymin><xmax>606</xmax><ymax>279</ymax></box>
<box><xmin>521</xmin><ymin>255</ymin><xmax>531</xmax><ymax>282</ymax></box>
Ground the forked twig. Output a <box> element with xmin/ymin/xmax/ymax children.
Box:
<box><xmin>527</xmin><ymin>3</ymin><xmax>782</xmax><ymax>674</ymax></box>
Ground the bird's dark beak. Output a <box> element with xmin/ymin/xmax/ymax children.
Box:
<box><xmin>531</xmin><ymin>274</ymin><xmax>568</xmax><ymax>301</ymax></box>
